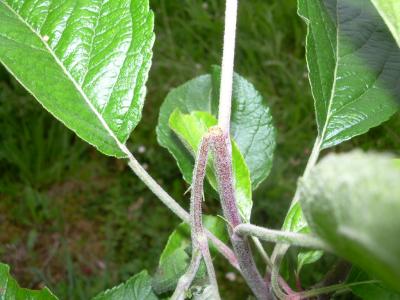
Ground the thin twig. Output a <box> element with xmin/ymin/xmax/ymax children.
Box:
<box><xmin>270</xmin><ymin>137</ymin><xmax>323</xmax><ymax>298</ymax></box>
<box><xmin>252</xmin><ymin>236</ymin><xmax>273</xmax><ymax>268</ymax></box>
<box><xmin>235</xmin><ymin>224</ymin><xmax>332</xmax><ymax>251</ymax></box>
<box><xmin>315</xmin><ymin>260</ymin><xmax>352</xmax><ymax>300</ymax></box>
<box><xmin>171</xmin><ymin>250</ymin><xmax>202</xmax><ymax>300</ymax></box>
<box><xmin>190</xmin><ymin>135</ymin><xmax>221</xmax><ymax>299</ymax></box>
<box><xmin>297</xmin><ymin>280</ymin><xmax>379</xmax><ymax>299</ymax></box>
<box><xmin>126</xmin><ymin>154</ymin><xmax>239</xmax><ymax>272</ymax></box>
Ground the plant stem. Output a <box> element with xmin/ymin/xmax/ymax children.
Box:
<box><xmin>252</xmin><ymin>236</ymin><xmax>273</xmax><ymax>268</ymax></box>
<box><xmin>316</xmin><ymin>260</ymin><xmax>352</xmax><ymax>300</ymax></box>
<box><xmin>190</xmin><ymin>135</ymin><xmax>220</xmax><ymax>299</ymax></box>
<box><xmin>235</xmin><ymin>224</ymin><xmax>332</xmax><ymax>251</ymax></box>
<box><xmin>126</xmin><ymin>152</ymin><xmax>239</xmax><ymax>271</ymax></box>
<box><xmin>171</xmin><ymin>250</ymin><xmax>202</xmax><ymax>300</ymax></box>
<box><xmin>211</xmin><ymin>128</ymin><xmax>270</xmax><ymax>300</ymax></box>
<box><xmin>269</xmin><ymin>137</ymin><xmax>322</xmax><ymax>298</ymax></box>
<box><xmin>218</xmin><ymin>0</ymin><xmax>238</xmax><ymax>133</ymax></box>
<box><xmin>218</xmin><ymin>0</ymin><xmax>272</xmax><ymax>271</ymax></box>
<box><xmin>271</xmin><ymin>245</ymin><xmax>290</xmax><ymax>300</ymax></box>
<box><xmin>297</xmin><ymin>280</ymin><xmax>378</xmax><ymax>299</ymax></box>
<box><xmin>127</xmin><ymin>153</ymin><xmax>188</xmax><ymax>220</ymax></box>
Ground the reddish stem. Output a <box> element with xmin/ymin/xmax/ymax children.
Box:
<box><xmin>210</xmin><ymin>127</ymin><xmax>271</xmax><ymax>300</ymax></box>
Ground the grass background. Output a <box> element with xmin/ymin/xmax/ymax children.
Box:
<box><xmin>0</xmin><ymin>0</ymin><xmax>399</xmax><ymax>299</ymax></box>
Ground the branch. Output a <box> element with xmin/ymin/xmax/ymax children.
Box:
<box><xmin>218</xmin><ymin>0</ymin><xmax>238</xmax><ymax>133</ymax></box>
<box><xmin>211</xmin><ymin>128</ymin><xmax>271</xmax><ymax>300</ymax></box>
<box><xmin>126</xmin><ymin>154</ymin><xmax>239</xmax><ymax>272</ymax></box>
<box><xmin>235</xmin><ymin>224</ymin><xmax>332</xmax><ymax>251</ymax></box>
<box><xmin>190</xmin><ymin>134</ymin><xmax>221</xmax><ymax>299</ymax></box>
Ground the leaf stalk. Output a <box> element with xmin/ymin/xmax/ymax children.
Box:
<box><xmin>235</xmin><ymin>224</ymin><xmax>331</xmax><ymax>251</ymax></box>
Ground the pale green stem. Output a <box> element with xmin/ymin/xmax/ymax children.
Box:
<box><xmin>126</xmin><ymin>154</ymin><xmax>239</xmax><ymax>272</ymax></box>
<box><xmin>218</xmin><ymin>0</ymin><xmax>238</xmax><ymax>133</ymax></box>
<box><xmin>170</xmin><ymin>250</ymin><xmax>202</xmax><ymax>300</ymax></box>
<box><xmin>297</xmin><ymin>280</ymin><xmax>379</xmax><ymax>299</ymax></box>
<box><xmin>251</xmin><ymin>236</ymin><xmax>273</xmax><ymax>268</ymax></box>
<box><xmin>235</xmin><ymin>224</ymin><xmax>332</xmax><ymax>251</ymax></box>
<box><xmin>270</xmin><ymin>137</ymin><xmax>322</xmax><ymax>298</ymax></box>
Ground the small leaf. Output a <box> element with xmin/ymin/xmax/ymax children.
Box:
<box><xmin>347</xmin><ymin>267</ymin><xmax>400</xmax><ymax>300</ymax></box>
<box><xmin>299</xmin><ymin>0</ymin><xmax>400</xmax><ymax>149</ymax></box>
<box><xmin>296</xmin><ymin>245</ymin><xmax>323</xmax><ymax>274</ymax></box>
<box><xmin>0</xmin><ymin>262</ymin><xmax>58</xmax><ymax>299</ymax></box>
<box><xmin>299</xmin><ymin>151</ymin><xmax>400</xmax><ymax>292</ymax></box>
<box><xmin>295</xmin><ymin>224</ymin><xmax>323</xmax><ymax>275</ymax></box>
<box><xmin>282</xmin><ymin>202</ymin><xmax>307</xmax><ymax>233</ymax></box>
<box><xmin>156</xmin><ymin>66</ymin><xmax>276</xmax><ymax>189</ymax></box>
<box><xmin>169</xmin><ymin>109</ymin><xmax>252</xmax><ymax>221</ymax></box>
<box><xmin>371</xmin><ymin>0</ymin><xmax>400</xmax><ymax>47</ymax></box>
<box><xmin>92</xmin><ymin>270</ymin><xmax>157</xmax><ymax>300</ymax></box>
<box><xmin>282</xmin><ymin>203</ymin><xmax>323</xmax><ymax>273</ymax></box>
<box><xmin>0</xmin><ymin>0</ymin><xmax>154</xmax><ymax>157</ymax></box>
<box><xmin>152</xmin><ymin>215</ymin><xmax>228</xmax><ymax>294</ymax></box>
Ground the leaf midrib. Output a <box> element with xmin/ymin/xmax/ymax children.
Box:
<box><xmin>317</xmin><ymin>0</ymin><xmax>340</xmax><ymax>148</ymax></box>
<box><xmin>2</xmin><ymin>0</ymin><xmax>129</xmax><ymax>156</ymax></box>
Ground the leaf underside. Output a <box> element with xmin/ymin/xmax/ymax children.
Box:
<box><xmin>300</xmin><ymin>151</ymin><xmax>400</xmax><ymax>292</ymax></box>
<box><xmin>0</xmin><ymin>0</ymin><xmax>154</xmax><ymax>157</ymax></box>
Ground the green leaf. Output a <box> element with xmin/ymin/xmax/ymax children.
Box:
<box><xmin>299</xmin><ymin>151</ymin><xmax>400</xmax><ymax>292</ymax></box>
<box><xmin>371</xmin><ymin>0</ymin><xmax>400</xmax><ymax>47</ymax></box>
<box><xmin>282</xmin><ymin>202</ymin><xmax>323</xmax><ymax>273</ymax></box>
<box><xmin>282</xmin><ymin>202</ymin><xmax>307</xmax><ymax>233</ymax></box>
<box><xmin>92</xmin><ymin>270</ymin><xmax>157</xmax><ymax>300</ymax></box>
<box><xmin>0</xmin><ymin>262</ymin><xmax>58</xmax><ymax>299</ymax></box>
<box><xmin>169</xmin><ymin>109</ymin><xmax>252</xmax><ymax>221</ymax></box>
<box><xmin>299</xmin><ymin>0</ymin><xmax>400</xmax><ymax>149</ymax></box>
<box><xmin>156</xmin><ymin>66</ymin><xmax>276</xmax><ymax>189</ymax></box>
<box><xmin>281</xmin><ymin>0</ymin><xmax>400</xmax><ymax>271</ymax></box>
<box><xmin>297</xmin><ymin>249</ymin><xmax>323</xmax><ymax>274</ymax></box>
<box><xmin>152</xmin><ymin>215</ymin><xmax>228</xmax><ymax>294</ymax></box>
<box><xmin>347</xmin><ymin>267</ymin><xmax>400</xmax><ymax>300</ymax></box>
<box><xmin>0</xmin><ymin>0</ymin><xmax>154</xmax><ymax>157</ymax></box>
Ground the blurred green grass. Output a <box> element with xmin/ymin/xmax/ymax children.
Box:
<box><xmin>0</xmin><ymin>0</ymin><xmax>399</xmax><ymax>299</ymax></box>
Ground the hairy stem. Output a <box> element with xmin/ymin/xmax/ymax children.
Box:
<box><xmin>235</xmin><ymin>224</ymin><xmax>332</xmax><ymax>251</ymax></box>
<box><xmin>171</xmin><ymin>250</ymin><xmax>202</xmax><ymax>300</ymax></box>
<box><xmin>211</xmin><ymin>128</ymin><xmax>270</xmax><ymax>300</ymax></box>
<box><xmin>271</xmin><ymin>246</ymin><xmax>290</xmax><ymax>300</ymax></box>
<box><xmin>126</xmin><ymin>153</ymin><xmax>239</xmax><ymax>272</ymax></box>
<box><xmin>218</xmin><ymin>0</ymin><xmax>238</xmax><ymax>133</ymax></box>
<box><xmin>190</xmin><ymin>135</ymin><xmax>221</xmax><ymax>299</ymax></box>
